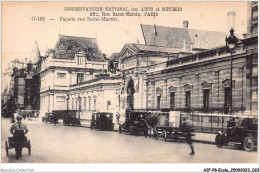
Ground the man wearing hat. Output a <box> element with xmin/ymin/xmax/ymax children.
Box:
<box><xmin>10</xmin><ymin>115</ymin><xmax>29</xmax><ymax>159</ymax></box>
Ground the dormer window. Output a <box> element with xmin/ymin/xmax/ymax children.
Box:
<box><xmin>77</xmin><ymin>56</ymin><xmax>84</xmax><ymax>65</ymax></box>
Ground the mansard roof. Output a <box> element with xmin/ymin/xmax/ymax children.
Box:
<box><xmin>141</xmin><ymin>24</ymin><xmax>228</xmax><ymax>51</ymax></box>
<box><xmin>54</xmin><ymin>35</ymin><xmax>105</xmax><ymax>61</ymax></box>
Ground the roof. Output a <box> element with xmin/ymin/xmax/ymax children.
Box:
<box><xmin>30</xmin><ymin>41</ymin><xmax>41</xmax><ymax>64</ymax></box>
<box><xmin>119</xmin><ymin>43</ymin><xmax>180</xmax><ymax>59</ymax></box>
<box><xmin>130</xmin><ymin>44</ymin><xmax>180</xmax><ymax>53</ymax></box>
<box><xmin>54</xmin><ymin>35</ymin><xmax>105</xmax><ymax>61</ymax></box>
<box><xmin>141</xmin><ymin>24</ymin><xmax>228</xmax><ymax>51</ymax></box>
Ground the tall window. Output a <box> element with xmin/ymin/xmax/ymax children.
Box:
<box><xmin>76</xmin><ymin>101</ymin><xmax>78</xmax><ymax>110</ymax></box>
<box><xmin>84</xmin><ymin>97</ymin><xmax>86</xmax><ymax>110</ymax></box>
<box><xmin>94</xmin><ymin>98</ymin><xmax>96</xmax><ymax>110</ymax></box>
<box><xmin>72</xmin><ymin>99</ymin><xmax>74</xmax><ymax>110</ymax></box>
<box><xmin>203</xmin><ymin>89</ymin><xmax>210</xmax><ymax>110</ymax></box>
<box><xmin>77</xmin><ymin>73</ymin><xmax>84</xmax><ymax>84</ymax></box>
<box><xmin>185</xmin><ymin>91</ymin><xmax>191</xmax><ymax>109</ymax></box>
<box><xmin>88</xmin><ymin>97</ymin><xmax>91</xmax><ymax>110</ymax></box>
<box><xmin>224</xmin><ymin>87</ymin><xmax>231</xmax><ymax>114</ymax></box>
<box><xmin>107</xmin><ymin>100</ymin><xmax>111</xmax><ymax>110</ymax></box>
<box><xmin>157</xmin><ymin>96</ymin><xmax>161</xmax><ymax>109</ymax></box>
<box><xmin>170</xmin><ymin>92</ymin><xmax>175</xmax><ymax>109</ymax></box>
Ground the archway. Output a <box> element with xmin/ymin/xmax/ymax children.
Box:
<box><xmin>127</xmin><ymin>78</ymin><xmax>135</xmax><ymax>109</ymax></box>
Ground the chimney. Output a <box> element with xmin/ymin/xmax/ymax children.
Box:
<box><xmin>183</xmin><ymin>20</ymin><xmax>189</xmax><ymax>28</ymax></box>
<box><xmin>227</xmin><ymin>11</ymin><xmax>236</xmax><ymax>30</ymax></box>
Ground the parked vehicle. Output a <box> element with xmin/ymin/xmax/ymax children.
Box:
<box><xmin>63</xmin><ymin>110</ymin><xmax>81</xmax><ymax>126</ymax></box>
<box><xmin>42</xmin><ymin>112</ymin><xmax>56</xmax><ymax>124</ymax></box>
<box><xmin>215</xmin><ymin>117</ymin><xmax>258</xmax><ymax>152</ymax></box>
<box><xmin>154</xmin><ymin>111</ymin><xmax>194</xmax><ymax>141</ymax></box>
<box><xmin>119</xmin><ymin>110</ymin><xmax>149</xmax><ymax>137</ymax></box>
<box><xmin>91</xmin><ymin>112</ymin><xmax>114</xmax><ymax>131</ymax></box>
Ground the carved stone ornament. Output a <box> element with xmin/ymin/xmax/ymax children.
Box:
<box><xmin>201</xmin><ymin>81</ymin><xmax>212</xmax><ymax>89</ymax></box>
<box><xmin>169</xmin><ymin>86</ymin><xmax>177</xmax><ymax>93</ymax></box>
<box><xmin>222</xmin><ymin>78</ymin><xmax>235</xmax><ymax>88</ymax></box>
<box><xmin>183</xmin><ymin>83</ymin><xmax>193</xmax><ymax>91</ymax></box>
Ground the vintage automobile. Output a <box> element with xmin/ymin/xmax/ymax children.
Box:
<box><xmin>215</xmin><ymin>117</ymin><xmax>258</xmax><ymax>152</ymax></box>
<box><xmin>42</xmin><ymin>112</ymin><xmax>56</xmax><ymax>124</ymax></box>
<box><xmin>5</xmin><ymin>130</ymin><xmax>31</xmax><ymax>156</ymax></box>
<box><xmin>91</xmin><ymin>112</ymin><xmax>114</xmax><ymax>131</ymax></box>
<box><xmin>119</xmin><ymin>110</ymin><xmax>149</xmax><ymax>137</ymax></box>
<box><xmin>63</xmin><ymin>110</ymin><xmax>81</xmax><ymax>126</ymax></box>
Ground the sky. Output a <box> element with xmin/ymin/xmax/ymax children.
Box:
<box><xmin>2</xmin><ymin>1</ymin><xmax>248</xmax><ymax>70</ymax></box>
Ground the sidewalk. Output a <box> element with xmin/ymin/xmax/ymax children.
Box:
<box><xmin>79</xmin><ymin>121</ymin><xmax>216</xmax><ymax>145</ymax></box>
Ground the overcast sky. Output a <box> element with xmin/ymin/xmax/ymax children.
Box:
<box><xmin>2</xmin><ymin>1</ymin><xmax>248</xmax><ymax>69</ymax></box>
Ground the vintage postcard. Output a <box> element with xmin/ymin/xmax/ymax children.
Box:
<box><xmin>1</xmin><ymin>1</ymin><xmax>258</xmax><ymax>172</ymax></box>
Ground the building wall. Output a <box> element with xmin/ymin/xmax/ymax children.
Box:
<box><xmin>141</xmin><ymin>43</ymin><xmax>257</xmax><ymax>116</ymax></box>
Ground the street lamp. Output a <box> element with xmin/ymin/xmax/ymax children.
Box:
<box><xmin>78</xmin><ymin>95</ymin><xmax>82</xmax><ymax>119</ymax></box>
<box><xmin>225</xmin><ymin>28</ymin><xmax>238</xmax><ymax>114</ymax></box>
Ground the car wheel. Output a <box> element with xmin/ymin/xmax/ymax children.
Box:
<box><xmin>215</xmin><ymin>134</ymin><xmax>224</xmax><ymax>148</ymax></box>
<box><xmin>244</xmin><ymin>136</ymin><xmax>255</xmax><ymax>152</ymax></box>
<box><xmin>5</xmin><ymin>141</ymin><xmax>8</xmax><ymax>156</ymax></box>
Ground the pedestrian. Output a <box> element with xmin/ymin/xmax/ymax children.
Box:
<box><xmin>186</xmin><ymin>128</ymin><xmax>195</xmax><ymax>155</ymax></box>
<box><xmin>116</xmin><ymin>112</ymin><xmax>121</xmax><ymax>124</ymax></box>
<box><xmin>10</xmin><ymin>115</ymin><xmax>29</xmax><ymax>159</ymax></box>
<box><xmin>53</xmin><ymin>114</ymin><xmax>58</xmax><ymax>126</ymax></box>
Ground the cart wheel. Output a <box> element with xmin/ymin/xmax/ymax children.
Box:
<box><xmin>163</xmin><ymin>130</ymin><xmax>167</xmax><ymax>142</ymax></box>
<box><xmin>5</xmin><ymin>141</ymin><xmax>8</xmax><ymax>156</ymax></box>
<box><xmin>215</xmin><ymin>134</ymin><xmax>224</xmax><ymax>148</ymax></box>
<box><xmin>27</xmin><ymin>140</ymin><xmax>31</xmax><ymax>155</ymax></box>
<box><xmin>244</xmin><ymin>136</ymin><xmax>255</xmax><ymax>152</ymax></box>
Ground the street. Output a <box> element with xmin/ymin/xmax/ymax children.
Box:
<box><xmin>1</xmin><ymin>117</ymin><xmax>258</xmax><ymax>163</ymax></box>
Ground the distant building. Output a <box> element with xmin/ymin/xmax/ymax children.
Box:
<box><xmin>38</xmin><ymin>35</ymin><xmax>113</xmax><ymax>117</ymax></box>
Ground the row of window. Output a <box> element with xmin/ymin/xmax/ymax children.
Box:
<box><xmin>156</xmin><ymin>88</ymin><xmax>231</xmax><ymax>111</ymax></box>
<box><xmin>70</xmin><ymin>98</ymin><xmax>112</xmax><ymax>111</ymax></box>
<box><xmin>56</xmin><ymin>72</ymin><xmax>84</xmax><ymax>84</ymax></box>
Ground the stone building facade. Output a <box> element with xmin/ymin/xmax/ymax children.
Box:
<box><xmin>118</xmin><ymin>5</ymin><xmax>258</xmax><ymax>117</ymax></box>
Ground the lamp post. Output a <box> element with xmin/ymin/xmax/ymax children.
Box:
<box><xmin>78</xmin><ymin>95</ymin><xmax>82</xmax><ymax>119</ymax></box>
<box><xmin>225</xmin><ymin>28</ymin><xmax>238</xmax><ymax>114</ymax></box>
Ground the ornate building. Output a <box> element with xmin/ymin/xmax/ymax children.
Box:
<box><xmin>118</xmin><ymin>6</ymin><xmax>258</xmax><ymax>118</ymax></box>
